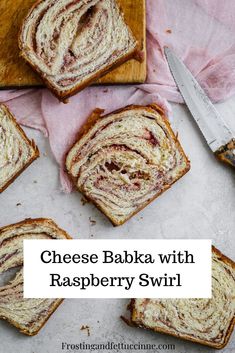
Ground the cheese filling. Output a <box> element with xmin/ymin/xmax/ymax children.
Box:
<box><xmin>0</xmin><ymin>108</ymin><xmax>35</xmax><ymax>190</ymax></box>
<box><xmin>133</xmin><ymin>252</ymin><xmax>235</xmax><ymax>346</ymax></box>
<box><xmin>66</xmin><ymin>107</ymin><xmax>189</xmax><ymax>224</ymax></box>
<box><xmin>20</xmin><ymin>0</ymin><xmax>137</xmax><ymax>93</ymax></box>
<box><xmin>0</xmin><ymin>221</ymin><xmax>68</xmax><ymax>334</ymax></box>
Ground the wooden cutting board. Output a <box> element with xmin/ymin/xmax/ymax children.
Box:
<box><xmin>0</xmin><ymin>0</ymin><xmax>146</xmax><ymax>88</ymax></box>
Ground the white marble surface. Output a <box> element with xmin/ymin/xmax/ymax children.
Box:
<box><xmin>0</xmin><ymin>98</ymin><xmax>234</xmax><ymax>353</ymax></box>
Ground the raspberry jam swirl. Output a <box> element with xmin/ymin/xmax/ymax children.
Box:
<box><xmin>0</xmin><ymin>221</ymin><xmax>67</xmax><ymax>335</ymax></box>
<box><xmin>66</xmin><ymin>106</ymin><xmax>189</xmax><ymax>224</ymax></box>
<box><xmin>20</xmin><ymin>0</ymin><xmax>136</xmax><ymax>94</ymax></box>
<box><xmin>132</xmin><ymin>250</ymin><xmax>235</xmax><ymax>348</ymax></box>
<box><xmin>0</xmin><ymin>107</ymin><xmax>33</xmax><ymax>190</ymax></box>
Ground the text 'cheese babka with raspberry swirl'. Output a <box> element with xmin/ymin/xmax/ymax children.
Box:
<box><xmin>128</xmin><ymin>247</ymin><xmax>235</xmax><ymax>349</ymax></box>
<box><xmin>0</xmin><ymin>105</ymin><xmax>39</xmax><ymax>193</ymax></box>
<box><xmin>66</xmin><ymin>104</ymin><xmax>190</xmax><ymax>226</ymax></box>
<box><xmin>0</xmin><ymin>218</ymin><xmax>71</xmax><ymax>336</ymax></box>
<box><xmin>19</xmin><ymin>0</ymin><xmax>138</xmax><ymax>101</ymax></box>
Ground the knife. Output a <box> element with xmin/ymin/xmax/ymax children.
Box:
<box><xmin>164</xmin><ymin>47</ymin><xmax>235</xmax><ymax>168</ymax></box>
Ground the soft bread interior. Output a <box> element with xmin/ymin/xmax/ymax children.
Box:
<box><xmin>66</xmin><ymin>106</ymin><xmax>190</xmax><ymax>225</ymax></box>
<box><xmin>0</xmin><ymin>219</ymin><xmax>70</xmax><ymax>335</ymax></box>
<box><xmin>131</xmin><ymin>250</ymin><xmax>235</xmax><ymax>348</ymax></box>
<box><xmin>0</xmin><ymin>105</ymin><xmax>37</xmax><ymax>191</ymax></box>
<box><xmin>20</xmin><ymin>0</ymin><xmax>137</xmax><ymax>95</ymax></box>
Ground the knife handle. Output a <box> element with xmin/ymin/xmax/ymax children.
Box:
<box><xmin>215</xmin><ymin>139</ymin><xmax>235</xmax><ymax>168</ymax></box>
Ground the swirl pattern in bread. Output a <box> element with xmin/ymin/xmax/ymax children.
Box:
<box><xmin>0</xmin><ymin>218</ymin><xmax>71</xmax><ymax>336</ymax></box>
<box><xmin>19</xmin><ymin>0</ymin><xmax>138</xmax><ymax>101</ymax></box>
<box><xmin>129</xmin><ymin>247</ymin><xmax>235</xmax><ymax>349</ymax></box>
<box><xmin>0</xmin><ymin>104</ymin><xmax>39</xmax><ymax>193</ymax></box>
<box><xmin>66</xmin><ymin>104</ymin><xmax>190</xmax><ymax>226</ymax></box>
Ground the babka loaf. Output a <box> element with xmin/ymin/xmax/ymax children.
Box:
<box><xmin>128</xmin><ymin>247</ymin><xmax>235</xmax><ymax>349</ymax></box>
<box><xmin>19</xmin><ymin>0</ymin><xmax>138</xmax><ymax>102</ymax></box>
<box><xmin>0</xmin><ymin>104</ymin><xmax>39</xmax><ymax>193</ymax></box>
<box><xmin>66</xmin><ymin>104</ymin><xmax>190</xmax><ymax>226</ymax></box>
<box><xmin>0</xmin><ymin>218</ymin><xmax>71</xmax><ymax>336</ymax></box>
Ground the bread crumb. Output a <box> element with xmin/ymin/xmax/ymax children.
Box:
<box><xmin>81</xmin><ymin>197</ymin><xmax>89</xmax><ymax>206</ymax></box>
<box><xmin>166</xmin><ymin>29</ymin><xmax>172</xmax><ymax>34</ymax></box>
<box><xmin>80</xmin><ymin>325</ymin><xmax>90</xmax><ymax>336</ymax></box>
<box><xmin>89</xmin><ymin>217</ymin><xmax>96</xmax><ymax>226</ymax></box>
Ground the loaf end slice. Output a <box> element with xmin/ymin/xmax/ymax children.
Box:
<box><xmin>128</xmin><ymin>247</ymin><xmax>235</xmax><ymax>349</ymax></box>
<box><xmin>0</xmin><ymin>218</ymin><xmax>71</xmax><ymax>336</ymax></box>
<box><xmin>0</xmin><ymin>104</ymin><xmax>39</xmax><ymax>193</ymax></box>
<box><xmin>66</xmin><ymin>104</ymin><xmax>190</xmax><ymax>226</ymax></box>
<box><xmin>19</xmin><ymin>0</ymin><xmax>138</xmax><ymax>102</ymax></box>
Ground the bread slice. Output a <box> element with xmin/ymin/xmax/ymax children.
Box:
<box><xmin>128</xmin><ymin>247</ymin><xmax>235</xmax><ymax>350</ymax></box>
<box><xmin>66</xmin><ymin>104</ymin><xmax>190</xmax><ymax>226</ymax></box>
<box><xmin>0</xmin><ymin>218</ymin><xmax>71</xmax><ymax>336</ymax></box>
<box><xmin>19</xmin><ymin>0</ymin><xmax>138</xmax><ymax>102</ymax></box>
<box><xmin>0</xmin><ymin>104</ymin><xmax>39</xmax><ymax>193</ymax></box>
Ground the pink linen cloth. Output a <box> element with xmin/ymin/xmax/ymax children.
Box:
<box><xmin>1</xmin><ymin>0</ymin><xmax>235</xmax><ymax>191</ymax></box>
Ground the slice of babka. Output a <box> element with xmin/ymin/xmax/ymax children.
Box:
<box><xmin>19</xmin><ymin>0</ymin><xmax>138</xmax><ymax>102</ymax></box>
<box><xmin>128</xmin><ymin>247</ymin><xmax>235</xmax><ymax>349</ymax></box>
<box><xmin>0</xmin><ymin>104</ymin><xmax>39</xmax><ymax>193</ymax></box>
<box><xmin>66</xmin><ymin>104</ymin><xmax>190</xmax><ymax>226</ymax></box>
<box><xmin>0</xmin><ymin>218</ymin><xmax>71</xmax><ymax>336</ymax></box>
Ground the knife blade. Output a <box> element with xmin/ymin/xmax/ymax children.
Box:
<box><xmin>164</xmin><ymin>47</ymin><xmax>235</xmax><ymax>168</ymax></box>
